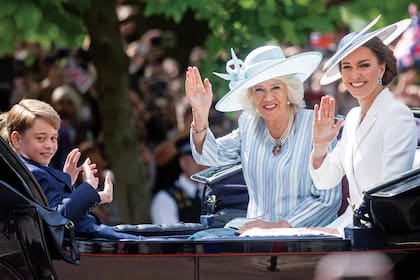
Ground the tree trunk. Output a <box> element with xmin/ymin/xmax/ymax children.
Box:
<box><xmin>82</xmin><ymin>0</ymin><xmax>150</xmax><ymax>223</ymax></box>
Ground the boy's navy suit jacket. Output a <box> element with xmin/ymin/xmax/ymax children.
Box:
<box><xmin>21</xmin><ymin>156</ymin><xmax>137</xmax><ymax>240</ymax></box>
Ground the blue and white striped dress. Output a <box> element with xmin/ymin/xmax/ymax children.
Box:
<box><xmin>191</xmin><ymin>109</ymin><xmax>342</xmax><ymax>227</ymax></box>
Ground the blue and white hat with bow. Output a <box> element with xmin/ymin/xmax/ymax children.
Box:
<box><xmin>213</xmin><ymin>45</ymin><xmax>323</xmax><ymax>112</ymax></box>
<box><xmin>320</xmin><ymin>15</ymin><xmax>412</xmax><ymax>85</ymax></box>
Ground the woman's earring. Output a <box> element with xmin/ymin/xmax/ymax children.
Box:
<box><xmin>287</xmin><ymin>100</ymin><xmax>290</xmax><ymax>105</ymax></box>
<box><xmin>377</xmin><ymin>76</ymin><xmax>383</xmax><ymax>85</ymax></box>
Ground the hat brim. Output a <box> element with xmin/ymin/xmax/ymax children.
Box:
<box><xmin>215</xmin><ymin>51</ymin><xmax>322</xmax><ymax>112</ymax></box>
<box><xmin>320</xmin><ymin>18</ymin><xmax>411</xmax><ymax>85</ymax></box>
<box><xmin>322</xmin><ymin>15</ymin><xmax>382</xmax><ymax>71</ymax></box>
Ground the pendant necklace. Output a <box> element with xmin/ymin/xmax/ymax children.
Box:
<box><xmin>267</xmin><ymin>110</ymin><xmax>294</xmax><ymax>156</ymax></box>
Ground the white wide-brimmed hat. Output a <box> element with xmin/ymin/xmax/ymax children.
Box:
<box><xmin>320</xmin><ymin>15</ymin><xmax>412</xmax><ymax>85</ymax></box>
<box><xmin>214</xmin><ymin>46</ymin><xmax>322</xmax><ymax>112</ymax></box>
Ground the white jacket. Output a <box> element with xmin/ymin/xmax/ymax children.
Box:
<box><xmin>310</xmin><ymin>88</ymin><xmax>417</xmax><ymax>230</ymax></box>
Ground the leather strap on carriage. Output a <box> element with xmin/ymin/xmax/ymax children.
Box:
<box><xmin>63</xmin><ymin>220</ymin><xmax>80</xmax><ymax>265</ymax></box>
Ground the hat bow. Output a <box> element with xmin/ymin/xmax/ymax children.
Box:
<box><xmin>214</xmin><ymin>48</ymin><xmax>248</xmax><ymax>90</ymax></box>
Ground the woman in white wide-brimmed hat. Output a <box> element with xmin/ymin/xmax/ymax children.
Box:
<box><xmin>185</xmin><ymin>45</ymin><xmax>342</xmax><ymax>233</ymax></box>
<box><xmin>310</xmin><ymin>16</ymin><xmax>418</xmax><ymax>233</ymax></box>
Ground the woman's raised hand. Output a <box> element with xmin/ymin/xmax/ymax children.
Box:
<box><xmin>312</xmin><ymin>96</ymin><xmax>343</xmax><ymax>159</ymax></box>
<box><xmin>185</xmin><ymin>66</ymin><xmax>213</xmax><ymax>127</ymax></box>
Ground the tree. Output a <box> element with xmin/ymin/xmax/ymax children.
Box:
<box><xmin>78</xmin><ymin>1</ymin><xmax>149</xmax><ymax>223</ymax></box>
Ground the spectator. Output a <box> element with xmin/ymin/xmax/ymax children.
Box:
<box><xmin>78</xmin><ymin>141</ymin><xmax>121</xmax><ymax>225</ymax></box>
<box><xmin>392</xmin><ymin>66</ymin><xmax>420</xmax><ymax>107</ymax></box>
<box><xmin>50</xmin><ymin>85</ymin><xmax>89</xmax><ymax>170</ymax></box>
<box><xmin>151</xmin><ymin>136</ymin><xmax>206</xmax><ymax>224</ymax></box>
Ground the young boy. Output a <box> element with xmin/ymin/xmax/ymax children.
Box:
<box><xmin>6</xmin><ymin>99</ymin><xmax>142</xmax><ymax>240</ymax></box>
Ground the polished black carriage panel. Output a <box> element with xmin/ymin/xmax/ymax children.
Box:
<box><xmin>52</xmin><ymin>234</ymin><xmax>420</xmax><ymax>280</ymax></box>
<box><xmin>70</xmin><ymin>235</ymin><xmax>351</xmax><ymax>255</ymax></box>
<box><xmin>55</xmin><ymin>256</ymin><xmax>196</xmax><ymax>280</ymax></box>
<box><xmin>0</xmin><ymin>137</ymin><xmax>59</xmax><ymax>279</ymax></box>
<box><xmin>0</xmin><ymin>138</ymin><xmax>49</xmax><ymax>207</ymax></box>
<box><xmin>53</xmin><ymin>236</ymin><xmax>350</xmax><ymax>279</ymax></box>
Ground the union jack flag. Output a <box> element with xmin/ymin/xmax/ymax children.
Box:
<box><xmin>394</xmin><ymin>4</ymin><xmax>420</xmax><ymax>71</ymax></box>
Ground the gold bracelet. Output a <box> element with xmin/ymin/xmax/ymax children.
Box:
<box><xmin>191</xmin><ymin>123</ymin><xmax>208</xmax><ymax>134</ymax></box>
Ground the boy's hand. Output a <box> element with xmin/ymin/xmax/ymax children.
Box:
<box><xmin>82</xmin><ymin>158</ymin><xmax>99</xmax><ymax>189</ymax></box>
<box><xmin>64</xmin><ymin>149</ymin><xmax>98</xmax><ymax>185</ymax></box>
<box><xmin>98</xmin><ymin>171</ymin><xmax>113</xmax><ymax>204</ymax></box>
<box><xmin>63</xmin><ymin>148</ymin><xmax>82</xmax><ymax>185</ymax></box>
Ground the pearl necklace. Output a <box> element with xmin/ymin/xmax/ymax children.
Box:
<box><xmin>267</xmin><ymin>109</ymin><xmax>294</xmax><ymax>156</ymax></box>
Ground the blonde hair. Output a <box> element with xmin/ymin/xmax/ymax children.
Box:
<box><xmin>7</xmin><ymin>99</ymin><xmax>61</xmax><ymax>140</ymax></box>
<box><xmin>0</xmin><ymin>112</ymin><xmax>8</xmax><ymax>142</ymax></box>
<box><xmin>241</xmin><ymin>75</ymin><xmax>305</xmax><ymax>114</ymax></box>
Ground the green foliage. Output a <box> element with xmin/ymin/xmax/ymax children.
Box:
<box><xmin>142</xmin><ymin>0</ymin><xmax>198</xmax><ymax>22</ymax></box>
<box><xmin>338</xmin><ymin>0</ymin><xmax>415</xmax><ymax>28</ymax></box>
<box><xmin>0</xmin><ymin>0</ymin><xmax>414</xmax><ymax>57</ymax></box>
<box><xmin>0</xmin><ymin>0</ymin><xmax>89</xmax><ymax>54</ymax></box>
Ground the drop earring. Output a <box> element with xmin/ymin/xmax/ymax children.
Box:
<box><xmin>377</xmin><ymin>76</ymin><xmax>383</xmax><ymax>85</ymax></box>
